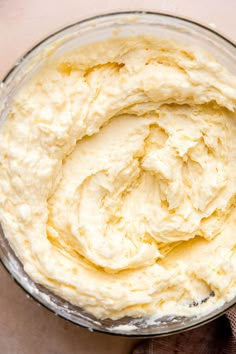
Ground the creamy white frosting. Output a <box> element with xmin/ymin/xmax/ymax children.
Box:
<box><xmin>0</xmin><ymin>36</ymin><xmax>236</xmax><ymax>320</ymax></box>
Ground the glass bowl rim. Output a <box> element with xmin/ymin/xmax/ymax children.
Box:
<box><xmin>2</xmin><ymin>10</ymin><xmax>236</xmax><ymax>84</ymax></box>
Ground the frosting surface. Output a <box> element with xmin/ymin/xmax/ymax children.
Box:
<box><xmin>0</xmin><ymin>36</ymin><xmax>236</xmax><ymax>319</ymax></box>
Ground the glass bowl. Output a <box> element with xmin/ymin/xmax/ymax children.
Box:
<box><xmin>0</xmin><ymin>11</ymin><xmax>235</xmax><ymax>337</ymax></box>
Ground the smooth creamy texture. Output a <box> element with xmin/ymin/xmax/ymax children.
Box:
<box><xmin>0</xmin><ymin>36</ymin><xmax>236</xmax><ymax>320</ymax></box>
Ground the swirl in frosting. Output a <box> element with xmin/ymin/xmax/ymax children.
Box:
<box><xmin>0</xmin><ymin>36</ymin><xmax>236</xmax><ymax>320</ymax></box>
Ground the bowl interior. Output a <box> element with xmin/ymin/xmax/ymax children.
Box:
<box><xmin>0</xmin><ymin>11</ymin><xmax>235</xmax><ymax>336</ymax></box>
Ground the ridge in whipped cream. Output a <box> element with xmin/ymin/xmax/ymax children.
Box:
<box><xmin>0</xmin><ymin>36</ymin><xmax>236</xmax><ymax>320</ymax></box>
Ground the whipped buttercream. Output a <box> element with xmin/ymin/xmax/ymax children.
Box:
<box><xmin>0</xmin><ymin>36</ymin><xmax>236</xmax><ymax>320</ymax></box>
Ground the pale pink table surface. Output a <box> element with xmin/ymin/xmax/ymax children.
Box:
<box><xmin>0</xmin><ymin>1</ymin><xmax>235</xmax><ymax>353</ymax></box>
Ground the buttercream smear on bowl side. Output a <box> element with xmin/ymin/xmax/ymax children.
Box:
<box><xmin>0</xmin><ymin>36</ymin><xmax>236</xmax><ymax>320</ymax></box>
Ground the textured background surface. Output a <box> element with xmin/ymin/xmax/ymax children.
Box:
<box><xmin>0</xmin><ymin>1</ymin><xmax>235</xmax><ymax>353</ymax></box>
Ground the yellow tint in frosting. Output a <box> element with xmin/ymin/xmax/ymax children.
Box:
<box><xmin>0</xmin><ymin>36</ymin><xmax>236</xmax><ymax>319</ymax></box>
